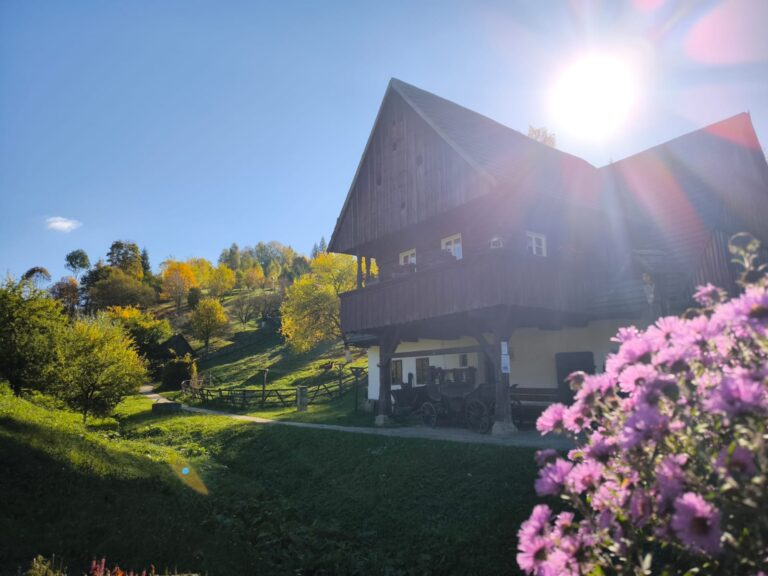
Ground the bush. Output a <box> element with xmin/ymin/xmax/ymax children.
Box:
<box><xmin>161</xmin><ymin>354</ymin><xmax>196</xmax><ymax>390</ymax></box>
<box><xmin>187</xmin><ymin>287</ymin><xmax>202</xmax><ymax>310</ymax></box>
<box><xmin>517</xmin><ymin>241</ymin><xmax>768</xmax><ymax>575</ymax></box>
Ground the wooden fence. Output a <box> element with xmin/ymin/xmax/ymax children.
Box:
<box><xmin>180</xmin><ymin>367</ymin><xmax>367</xmax><ymax>411</ymax></box>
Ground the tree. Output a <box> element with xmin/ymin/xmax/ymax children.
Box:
<box><xmin>87</xmin><ymin>268</ymin><xmax>156</xmax><ymax>310</ymax></box>
<box><xmin>209</xmin><ymin>264</ymin><xmax>236</xmax><ymax>299</ymax></box>
<box><xmin>57</xmin><ymin>315</ymin><xmax>147</xmax><ymax>422</ymax></box>
<box><xmin>50</xmin><ymin>276</ymin><xmax>80</xmax><ymax>316</ymax></box>
<box><xmin>290</xmin><ymin>255</ymin><xmax>311</xmax><ymax>279</ymax></box>
<box><xmin>106</xmin><ymin>306</ymin><xmax>172</xmax><ymax>359</ymax></box>
<box><xmin>265</xmin><ymin>260</ymin><xmax>281</xmax><ymax>290</ymax></box>
<box><xmin>21</xmin><ymin>267</ymin><xmax>51</xmax><ymax>286</ymax></box>
<box><xmin>107</xmin><ymin>240</ymin><xmax>143</xmax><ymax>279</ymax></box>
<box><xmin>140</xmin><ymin>247</ymin><xmax>152</xmax><ymax>278</ymax></box>
<box><xmin>311</xmin><ymin>236</ymin><xmax>328</xmax><ymax>259</ymax></box>
<box><xmin>243</xmin><ymin>264</ymin><xmax>265</xmax><ymax>291</ymax></box>
<box><xmin>190</xmin><ymin>298</ymin><xmax>228</xmax><ymax>354</ymax></box>
<box><xmin>187</xmin><ymin>258</ymin><xmax>214</xmax><ymax>289</ymax></box>
<box><xmin>527</xmin><ymin>125</ymin><xmax>556</xmax><ymax>148</ymax></box>
<box><xmin>219</xmin><ymin>242</ymin><xmax>241</xmax><ymax>271</ymax></box>
<box><xmin>65</xmin><ymin>249</ymin><xmax>91</xmax><ymax>279</ymax></box>
<box><xmin>280</xmin><ymin>253</ymin><xmax>356</xmax><ymax>352</ymax></box>
<box><xmin>187</xmin><ymin>286</ymin><xmax>202</xmax><ymax>310</ymax></box>
<box><xmin>231</xmin><ymin>294</ymin><xmax>258</xmax><ymax>326</ymax></box>
<box><xmin>0</xmin><ymin>279</ymin><xmax>68</xmax><ymax>396</ymax></box>
<box><xmin>161</xmin><ymin>261</ymin><xmax>198</xmax><ymax>312</ymax></box>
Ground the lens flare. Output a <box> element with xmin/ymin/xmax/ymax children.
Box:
<box><xmin>550</xmin><ymin>54</ymin><xmax>638</xmax><ymax>141</ymax></box>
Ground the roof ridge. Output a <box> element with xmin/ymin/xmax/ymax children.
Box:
<box><xmin>600</xmin><ymin>112</ymin><xmax>754</xmax><ymax>169</ymax></box>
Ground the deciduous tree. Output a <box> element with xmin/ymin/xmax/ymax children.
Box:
<box><xmin>107</xmin><ymin>240</ymin><xmax>144</xmax><ymax>279</ymax></box>
<box><xmin>161</xmin><ymin>261</ymin><xmax>198</xmax><ymax>312</ymax></box>
<box><xmin>50</xmin><ymin>276</ymin><xmax>80</xmax><ymax>316</ymax></box>
<box><xmin>191</xmin><ymin>298</ymin><xmax>228</xmax><ymax>354</ymax></box>
<box><xmin>243</xmin><ymin>264</ymin><xmax>265</xmax><ymax>291</ymax></box>
<box><xmin>0</xmin><ymin>279</ymin><xmax>68</xmax><ymax>396</ymax></box>
<box><xmin>280</xmin><ymin>253</ymin><xmax>356</xmax><ymax>352</ymax></box>
<box><xmin>209</xmin><ymin>264</ymin><xmax>236</xmax><ymax>299</ymax></box>
<box><xmin>65</xmin><ymin>249</ymin><xmax>91</xmax><ymax>279</ymax></box>
<box><xmin>88</xmin><ymin>268</ymin><xmax>156</xmax><ymax>310</ymax></box>
<box><xmin>106</xmin><ymin>306</ymin><xmax>172</xmax><ymax>359</ymax></box>
<box><xmin>231</xmin><ymin>294</ymin><xmax>258</xmax><ymax>326</ymax></box>
<box><xmin>187</xmin><ymin>258</ymin><xmax>214</xmax><ymax>289</ymax></box>
<box><xmin>527</xmin><ymin>125</ymin><xmax>556</xmax><ymax>148</ymax></box>
<box><xmin>57</xmin><ymin>315</ymin><xmax>147</xmax><ymax>422</ymax></box>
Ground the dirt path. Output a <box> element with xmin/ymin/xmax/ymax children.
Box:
<box><xmin>139</xmin><ymin>386</ymin><xmax>571</xmax><ymax>449</ymax></box>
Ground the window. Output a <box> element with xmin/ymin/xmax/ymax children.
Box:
<box><xmin>459</xmin><ymin>354</ymin><xmax>468</xmax><ymax>368</ymax></box>
<box><xmin>391</xmin><ymin>360</ymin><xmax>403</xmax><ymax>384</ymax></box>
<box><xmin>526</xmin><ymin>232</ymin><xmax>547</xmax><ymax>257</ymax></box>
<box><xmin>399</xmin><ymin>249</ymin><xmax>416</xmax><ymax>266</ymax></box>
<box><xmin>441</xmin><ymin>233</ymin><xmax>462</xmax><ymax>260</ymax></box>
<box><xmin>416</xmin><ymin>357</ymin><xmax>430</xmax><ymax>384</ymax></box>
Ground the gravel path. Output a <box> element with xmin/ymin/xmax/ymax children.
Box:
<box><xmin>139</xmin><ymin>386</ymin><xmax>572</xmax><ymax>449</ymax></box>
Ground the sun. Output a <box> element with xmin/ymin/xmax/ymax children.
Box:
<box><xmin>550</xmin><ymin>54</ymin><xmax>638</xmax><ymax>141</ymax></box>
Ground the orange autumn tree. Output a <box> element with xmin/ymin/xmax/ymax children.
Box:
<box><xmin>161</xmin><ymin>261</ymin><xmax>198</xmax><ymax>312</ymax></box>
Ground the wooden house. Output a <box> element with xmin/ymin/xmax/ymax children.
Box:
<box><xmin>328</xmin><ymin>78</ymin><xmax>768</xmax><ymax>433</ymax></box>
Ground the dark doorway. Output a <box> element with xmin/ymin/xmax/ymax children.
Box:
<box><xmin>555</xmin><ymin>352</ymin><xmax>596</xmax><ymax>402</ymax></box>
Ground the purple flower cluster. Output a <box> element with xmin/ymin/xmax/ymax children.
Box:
<box><xmin>518</xmin><ymin>281</ymin><xmax>768</xmax><ymax>575</ymax></box>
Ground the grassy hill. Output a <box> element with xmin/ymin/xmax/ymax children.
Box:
<box><xmin>0</xmin><ymin>385</ymin><xmax>541</xmax><ymax>576</ymax></box>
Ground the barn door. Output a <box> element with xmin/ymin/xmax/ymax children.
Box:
<box><xmin>555</xmin><ymin>352</ymin><xmax>595</xmax><ymax>403</ymax></box>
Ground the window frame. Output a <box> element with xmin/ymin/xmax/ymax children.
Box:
<box><xmin>391</xmin><ymin>359</ymin><xmax>403</xmax><ymax>384</ymax></box>
<box><xmin>441</xmin><ymin>233</ymin><xmax>463</xmax><ymax>260</ymax></box>
<box><xmin>526</xmin><ymin>231</ymin><xmax>547</xmax><ymax>257</ymax></box>
<box><xmin>415</xmin><ymin>357</ymin><xmax>430</xmax><ymax>385</ymax></box>
<box><xmin>399</xmin><ymin>248</ymin><xmax>416</xmax><ymax>266</ymax></box>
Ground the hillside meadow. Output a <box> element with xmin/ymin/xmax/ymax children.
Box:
<box><xmin>0</xmin><ymin>385</ymin><xmax>542</xmax><ymax>576</ymax></box>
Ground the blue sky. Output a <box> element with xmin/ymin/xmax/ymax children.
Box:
<box><xmin>1</xmin><ymin>0</ymin><xmax>767</xmax><ymax>281</ymax></box>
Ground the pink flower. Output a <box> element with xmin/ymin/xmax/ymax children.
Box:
<box><xmin>535</xmin><ymin>459</ymin><xmax>573</xmax><ymax>497</ymax></box>
<box><xmin>534</xmin><ymin>449</ymin><xmax>559</xmax><ymax>467</ymax></box>
<box><xmin>705</xmin><ymin>368</ymin><xmax>766</xmax><ymax>417</ymax></box>
<box><xmin>656</xmin><ymin>454</ymin><xmax>688</xmax><ymax>512</ymax></box>
<box><xmin>536</xmin><ymin>403</ymin><xmax>567</xmax><ymax>434</ymax></box>
<box><xmin>671</xmin><ymin>493</ymin><xmax>722</xmax><ymax>555</ymax></box>
<box><xmin>619</xmin><ymin>404</ymin><xmax>669</xmax><ymax>449</ymax></box>
<box><xmin>566</xmin><ymin>461</ymin><xmax>603</xmax><ymax>494</ymax></box>
<box><xmin>693</xmin><ymin>283</ymin><xmax>723</xmax><ymax>306</ymax></box>
<box><xmin>715</xmin><ymin>446</ymin><xmax>757</xmax><ymax>478</ymax></box>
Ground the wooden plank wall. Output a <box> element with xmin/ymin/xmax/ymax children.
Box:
<box><xmin>333</xmin><ymin>91</ymin><xmax>494</xmax><ymax>254</ymax></box>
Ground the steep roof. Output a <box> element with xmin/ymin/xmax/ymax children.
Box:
<box><xmin>390</xmin><ymin>78</ymin><xmax>596</xmax><ymax>186</ymax></box>
<box><xmin>328</xmin><ymin>78</ymin><xmax>598</xmax><ymax>253</ymax></box>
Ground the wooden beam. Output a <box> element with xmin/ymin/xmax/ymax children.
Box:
<box><xmin>365</xmin><ymin>257</ymin><xmax>372</xmax><ymax>284</ymax></box>
<box><xmin>356</xmin><ymin>255</ymin><xmax>363</xmax><ymax>289</ymax></box>
<box><xmin>391</xmin><ymin>345</ymin><xmax>481</xmax><ymax>359</ymax></box>
<box><xmin>376</xmin><ymin>328</ymin><xmax>400</xmax><ymax>423</ymax></box>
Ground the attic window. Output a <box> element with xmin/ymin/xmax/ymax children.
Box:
<box><xmin>526</xmin><ymin>232</ymin><xmax>547</xmax><ymax>257</ymax></box>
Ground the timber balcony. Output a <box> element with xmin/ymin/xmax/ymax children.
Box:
<box><xmin>340</xmin><ymin>250</ymin><xmax>596</xmax><ymax>334</ymax></box>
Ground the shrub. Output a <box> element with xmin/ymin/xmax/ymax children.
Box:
<box><xmin>187</xmin><ymin>287</ymin><xmax>202</xmax><ymax>310</ymax></box>
<box><xmin>161</xmin><ymin>354</ymin><xmax>196</xmax><ymax>390</ymax></box>
<box><xmin>517</xmin><ymin>242</ymin><xmax>768</xmax><ymax>575</ymax></box>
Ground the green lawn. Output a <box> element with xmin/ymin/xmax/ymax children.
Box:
<box><xmin>0</xmin><ymin>385</ymin><xmax>541</xmax><ymax>575</ymax></box>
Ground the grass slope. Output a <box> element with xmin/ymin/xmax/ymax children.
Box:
<box><xmin>1</xmin><ymin>386</ymin><xmax>540</xmax><ymax>575</ymax></box>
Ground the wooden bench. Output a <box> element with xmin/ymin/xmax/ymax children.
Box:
<box><xmin>510</xmin><ymin>386</ymin><xmax>562</xmax><ymax>426</ymax></box>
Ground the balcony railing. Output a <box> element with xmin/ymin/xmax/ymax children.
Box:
<box><xmin>340</xmin><ymin>250</ymin><xmax>594</xmax><ymax>333</ymax></box>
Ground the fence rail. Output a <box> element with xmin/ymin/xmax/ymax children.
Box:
<box><xmin>180</xmin><ymin>367</ymin><xmax>367</xmax><ymax>410</ymax></box>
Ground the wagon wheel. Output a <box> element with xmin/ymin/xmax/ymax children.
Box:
<box><xmin>466</xmin><ymin>399</ymin><xmax>491</xmax><ymax>434</ymax></box>
<box><xmin>421</xmin><ymin>402</ymin><xmax>438</xmax><ymax>428</ymax></box>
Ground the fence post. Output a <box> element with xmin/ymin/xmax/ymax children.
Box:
<box><xmin>262</xmin><ymin>368</ymin><xmax>269</xmax><ymax>406</ymax></box>
<box><xmin>296</xmin><ymin>386</ymin><xmax>308</xmax><ymax>412</ymax></box>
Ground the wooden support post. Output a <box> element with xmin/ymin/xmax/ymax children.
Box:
<box><xmin>470</xmin><ymin>322</ymin><xmax>516</xmax><ymax>436</ymax></box>
<box><xmin>376</xmin><ymin>329</ymin><xmax>399</xmax><ymax>426</ymax></box>
<box><xmin>357</xmin><ymin>256</ymin><xmax>363</xmax><ymax>289</ymax></box>
<box><xmin>365</xmin><ymin>256</ymin><xmax>372</xmax><ymax>284</ymax></box>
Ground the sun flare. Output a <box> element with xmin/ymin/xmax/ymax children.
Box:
<box><xmin>550</xmin><ymin>54</ymin><xmax>638</xmax><ymax>140</ymax></box>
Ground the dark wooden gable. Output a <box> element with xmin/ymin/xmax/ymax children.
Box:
<box><xmin>329</xmin><ymin>82</ymin><xmax>495</xmax><ymax>255</ymax></box>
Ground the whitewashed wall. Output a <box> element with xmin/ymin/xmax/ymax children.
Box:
<box><xmin>366</xmin><ymin>319</ymin><xmax>643</xmax><ymax>399</ymax></box>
